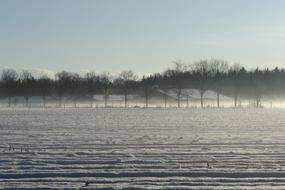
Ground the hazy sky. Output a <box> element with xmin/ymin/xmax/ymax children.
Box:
<box><xmin>1</xmin><ymin>0</ymin><xmax>285</xmax><ymax>74</ymax></box>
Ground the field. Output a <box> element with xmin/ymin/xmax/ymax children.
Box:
<box><xmin>1</xmin><ymin>108</ymin><xmax>285</xmax><ymax>189</ymax></box>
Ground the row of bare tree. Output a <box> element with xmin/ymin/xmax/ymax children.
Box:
<box><xmin>1</xmin><ymin>59</ymin><xmax>284</xmax><ymax>108</ymax></box>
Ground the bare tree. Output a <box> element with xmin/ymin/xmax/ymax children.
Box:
<box><xmin>70</xmin><ymin>73</ymin><xmax>81</xmax><ymax>108</ymax></box>
<box><xmin>191</xmin><ymin>60</ymin><xmax>211</xmax><ymax>108</ymax></box>
<box><xmin>163</xmin><ymin>61</ymin><xmax>187</xmax><ymax>108</ymax></box>
<box><xmin>250</xmin><ymin>69</ymin><xmax>266</xmax><ymax>107</ymax></box>
<box><xmin>85</xmin><ymin>72</ymin><xmax>98</xmax><ymax>108</ymax></box>
<box><xmin>117</xmin><ymin>70</ymin><xmax>138</xmax><ymax>108</ymax></box>
<box><xmin>20</xmin><ymin>70</ymin><xmax>34</xmax><ymax>107</ymax></box>
<box><xmin>55</xmin><ymin>71</ymin><xmax>76</xmax><ymax>108</ymax></box>
<box><xmin>1</xmin><ymin>69</ymin><xmax>18</xmax><ymax>107</ymax></box>
<box><xmin>209</xmin><ymin>59</ymin><xmax>229</xmax><ymax>108</ymax></box>
<box><xmin>141</xmin><ymin>76</ymin><xmax>153</xmax><ymax>108</ymax></box>
<box><xmin>100</xmin><ymin>72</ymin><xmax>111</xmax><ymax>108</ymax></box>
<box><xmin>38</xmin><ymin>75</ymin><xmax>53</xmax><ymax>108</ymax></box>
<box><xmin>228</xmin><ymin>64</ymin><xmax>244</xmax><ymax>108</ymax></box>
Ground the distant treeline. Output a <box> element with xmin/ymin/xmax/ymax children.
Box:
<box><xmin>1</xmin><ymin>59</ymin><xmax>285</xmax><ymax>108</ymax></box>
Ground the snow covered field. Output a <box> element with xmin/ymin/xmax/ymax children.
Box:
<box><xmin>1</xmin><ymin>108</ymin><xmax>285</xmax><ymax>189</ymax></box>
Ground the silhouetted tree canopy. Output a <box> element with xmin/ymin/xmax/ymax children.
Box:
<box><xmin>1</xmin><ymin>59</ymin><xmax>285</xmax><ymax>108</ymax></box>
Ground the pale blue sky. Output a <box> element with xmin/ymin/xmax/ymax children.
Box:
<box><xmin>1</xmin><ymin>0</ymin><xmax>285</xmax><ymax>74</ymax></box>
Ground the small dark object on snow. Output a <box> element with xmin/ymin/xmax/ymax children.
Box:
<box><xmin>84</xmin><ymin>181</ymin><xmax>89</xmax><ymax>187</ymax></box>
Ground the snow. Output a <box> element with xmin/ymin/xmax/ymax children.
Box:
<box><xmin>1</xmin><ymin>108</ymin><xmax>285</xmax><ymax>189</ymax></box>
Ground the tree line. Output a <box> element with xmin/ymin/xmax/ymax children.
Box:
<box><xmin>1</xmin><ymin>59</ymin><xmax>285</xmax><ymax>108</ymax></box>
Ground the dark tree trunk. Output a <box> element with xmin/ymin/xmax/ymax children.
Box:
<box><xmin>177</xmin><ymin>88</ymin><xmax>181</xmax><ymax>108</ymax></box>
<box><xmin>234</xmin><ymin>95</ymin><xmax>237</xmax><ymax>108</ymax></box>
<box><xmin>217</xmin><ymin>92</ymin><xmax>220</xmax><ymax>108</ymax></box>
<box><xmin>104</xmin><ymin>98</ymin><xmax>107</xmax><ymax>108</ymax></box>
<box><xmin>145</xmin><ymin>95</ymin><xmax>149</xmax><ymax>108</ymax></box>
<box><xmin>59</xmin><ymin>96</ymin><xmax>63</xmax><ymax>108</ymax></box>
<box><xmin>25</xmin><ymin>96</ymin><xmax>29</xmax><ymax>108</ymax></box>
<box><xmin>187</xmin><ymin>95</ymin><xmax>189</xmax><ymax>108</ymax></box>
<box><xmin>104</xmin><ymin>89</ymin><xmax>108</xmax><ymax>108</ymax></box>
<box><xmin>124</xmin><ymin>94</ymin><xmax>127</xmax><ymax>108</ymax></box>
<box><xmin>8</xmin><ymin>96</ymin><xmax>11</xmax><ymax>107</ymax></box>
<box><xmin>200</xmin><ymin>90</ymin><xmax>204</xmax><ymax>108</ymax></box>
<box><xmin>42</xmin><ymin>96</ymin><xmax>46</xmax><ymax>108</ymax></box>
<box><xmin>255</xmin><ymin>97</ymin><xmax>261</xmax><ymax>108</ymax></box>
